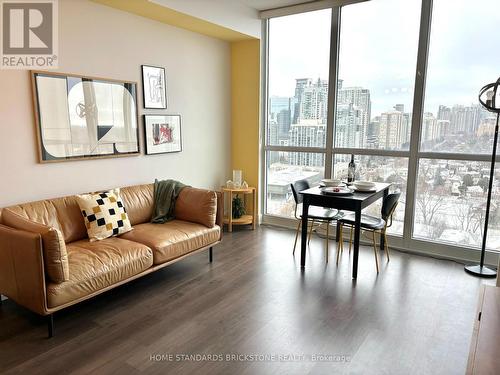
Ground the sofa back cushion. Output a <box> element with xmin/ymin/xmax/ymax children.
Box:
<box><xmin>120</xmin><ymin>184</ymin><xmax>154</xmax><ymax>226</ymax></box>
<box><xmin>5</xmin><ymin>199</ymin><xmax>63</xmax><ymax>232</ymax></box>
<box><xmin>175</xmin><ymin>187</ymin><xmax>217</xmax><ymax>228</ymax></box>
<box><xmin>52</xmin><ymin>196</ymin><xmax>89</xmax><ymax>243</ymax></box>
<box><xmin>3</xmin><ymin>196</ymin><xmax>87</xmax><ymax>244</ymax></box>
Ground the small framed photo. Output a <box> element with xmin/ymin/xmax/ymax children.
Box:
<box><xmin>141</xmin><ymin>65</ymin><xmax>167</xmax><ymax>109</ymax></box>
<box><xmin>144</xmin><ymin>115</ymin><xmax>182</xmax><ymax>155</ymax></box>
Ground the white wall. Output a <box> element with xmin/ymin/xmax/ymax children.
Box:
<box><xmin>0</xmin><ymin>0</ymin><xmax>231</xmax><ymax>207</ymax></box>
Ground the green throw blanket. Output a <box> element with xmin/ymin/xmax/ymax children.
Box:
<box><xmin>151</xmin><ymin>179</ymin><xmax>187</xmax><ymax>224</ymax></box>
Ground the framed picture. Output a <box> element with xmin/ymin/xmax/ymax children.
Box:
<box><xmin>144</xmin><ymin>115</ymin><xmax>182</xmax><ymax>155</ymax></box>
<box><xmin>31</xmin><ymin>71</ymin><xmax>140</xmax><ymax>163</ymax></box>
<box><xmin>141</xmin><ymin>65</ymin><xmax>167</xmax><ymax>109</ymax></box>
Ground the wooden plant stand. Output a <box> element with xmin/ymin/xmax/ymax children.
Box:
<box><xmin>221</xmin><ymin>187</ymin><xmax>257</xmax><ymax>232</ymax></box>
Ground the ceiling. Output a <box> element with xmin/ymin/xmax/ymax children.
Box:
<box><xmin>238</xmin><ymin>0</ymin><xmax>316</xmax><ymax>11</ymax></box>
<box><xmin>93</xmin><ymin>0</ymin><xmax>316</xmax><ymax>41</ymax></box>
<box><xmin>148</xmin><ymin>0</ymin><xmax>266</xmax><ymax>38</ymax></box>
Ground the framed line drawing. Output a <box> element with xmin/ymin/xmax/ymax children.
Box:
<box><xmin>141</xmin><ymin>65</ymin><xmax>167</xmax><ymax>109</ymax></box>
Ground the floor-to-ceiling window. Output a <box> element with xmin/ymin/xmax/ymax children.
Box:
<box><xmin>332</xmin><ymin>0</ymin><xmax>421</xmax><ymax>235</ymax></box>
<box><xmin>413</xmin><ymin>0</ymin><xmax>500</xmax><ymax>251</ymax></box>
<box><xmin>262</xmin><ymin>0</ymin><xmax>500</xmax><ymax>257</ymax></box>
<box><xmin>265</xmin><ymin>9</ymin><xmax>331</xmax><ymax>218</ymax></box>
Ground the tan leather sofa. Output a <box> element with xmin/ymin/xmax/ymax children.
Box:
<box><xmin>0</xmin><ymin>183</ymin><xmax>223</xmax><ymax>337</ymax></box>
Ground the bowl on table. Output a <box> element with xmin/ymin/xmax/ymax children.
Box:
<box><xmin>353</xmin><ymin>181</ymin><xmax>376</xmax><ymax>191</ymax></box>
<box><xmin>321</xmin><ymin>179</ymin><xmax>343</xmax><ymax>187</ymax></box>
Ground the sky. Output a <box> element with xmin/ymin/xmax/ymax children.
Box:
<box><xmin>268</xmin><ymin>0</ymin><xmax>500</xmax><ymax>118</ymax></box>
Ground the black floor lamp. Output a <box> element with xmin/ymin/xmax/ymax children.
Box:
<box><xmin>464</xmin><ymin>77</ymin><xmax>500</xmax><ymax>278</ymax></box>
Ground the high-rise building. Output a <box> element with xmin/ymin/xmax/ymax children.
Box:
<box><xmin>284</xmin><ymin>78</ymin><xmax>329</xmax><ymax>167</ymax></box>
<box><xmin>291</xmin><ymin>79</ymin><xmax>370</xmax><ymax>151</ymax></box>
<box><xmin>289</xmin><ymin>120</ymin><xmax>326</xmax><ymax>147</ymax></box>
<box><xmin>293</xmin><ymin>78</ymin><xmax>312</xmax><ymax>123</ymax></box>
<box><xmin>477</xmin><ymin>117</ymin><xmax>497</xmax><ymax>137</ymax></box>
<box><xmin>449</xmin><ymin>105</ymin><xmax>480</xmax><ymax>134</ymax></box>
<box><xmin>276</xmin><ymin>108</ymin><xmax>291</xmax><ymax>140</ymax></box>
<box><xmin>366</xmin><ymin>118</ymin><xmax>380</xmax><ymax>148</ymax></box>
<box><xmin>401</xmin><ymin>112</ymin><xmax>411</xmax><ymax>147</ymax></box>
<box><xmin>378</xmin><ymin>111</ymin><xmax>404</xmax><ymax>149</ymax></box>
<box><xmin>268</xmin><ymin>120</ymin><xmax>279</xmax><ymax>146</ymax></box>
<box><xmin>375</xmin><ymin>104</ymin><xmax>411</xmax><ymax>149</ymax></box>
<box><xmin>269</xmin><ymin>96</ymin><xmax>291</xmax><ymax>118</ymax></box>
<box><xmin>335</xmin><ymin>103</ymin><xmax>362</xmax><ymax>148</ymax></box>
<box><xmin>437</xmin><ymin>105</ymin><xmax>451</xmax><ymax>122</ymax></box>
<box><xmin>392</xmin><ymin>104</ymin><xmax>411</xmax><ymax>147</ymax></box>
<box><xmin>436</xmin><ymin>120</ymin><xmax>450</xmax><ymax>139</ymax></box>
<box><xmin>421</xmin><ymin>112</ymin><xmax>438</xmax><ymax>142</ymax></box>
<box><xmin>269</xmin><ymin>96</ymin><xmax>295</xmax><ymax>143</ymax></box>
<box><xmin>288</xmin><ymin>119</ymin><xmax>326</xmax><ymax>167</ymax></box>
<box><xmin>295</xmin><ymin>78</ymin><xmax>329</xmax><ymax>122</ymax></box>
<box><xmin>394</xmin><ymin>104</ymin><xmax>405</xmax><ymax>113</ymax></box>
<box><xmin>337</xmin><ymin>85</ymin><xmax>371</xmax><ymax>147</ymax></box>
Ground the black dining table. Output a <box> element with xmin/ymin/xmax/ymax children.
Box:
<box><xmin>299</xmin><ymin>182</ymin><xmax>391</xmax><ymax>279</ymax></box>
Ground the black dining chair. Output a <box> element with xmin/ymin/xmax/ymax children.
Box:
<box><xmin>290</xmin><ymin>179</ymin><xmax>340</xmax><ymax>263</ymax></box>
<box><xmin>335</xmin><ymin>192</ymin><xmax>401</xmax><ymax>273</ymax></box>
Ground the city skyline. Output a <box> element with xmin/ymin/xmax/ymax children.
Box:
<box><xmin>269</xmin><ymin>76</ymin><xmax>495</xmax><ymax>153</ymax></box>
<box><xmin>266</xmin><ymin>75</ymin><xmax>500</xmax><ymax>249</ymax></box>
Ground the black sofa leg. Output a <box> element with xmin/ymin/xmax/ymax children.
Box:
<box><xmin>48</xmin><ymin>314</ymin><xmax>54</xmax><ymax>338</ymax></box>
<box><xmin>209</xmin><ymin>247</ymin><xmax>213</xmax><ymax>263</ymax></box>
<box><xmin>0</xmin><ymin>294</ymin><xmax>3</xmax><ymax>305</ymax></box>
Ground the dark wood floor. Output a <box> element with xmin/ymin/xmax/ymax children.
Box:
<box><xmin>0</xmin><ymin>226</ymin><xmax>495</xmax><ymax>374</ymax></box>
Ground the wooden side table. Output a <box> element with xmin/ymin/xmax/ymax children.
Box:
<box><xmin>221</xmin><ymin>187</ymin><xmax>257</xmax><ymax>232</ymax></box>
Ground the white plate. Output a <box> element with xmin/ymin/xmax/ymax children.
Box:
<box><xmin>319</xmin><ymin>182</ymin><xmax>346</xmax><ymax>188</ymax></box>
<box><xmin>350</xmin><ymin>186</ymin><xmax>377</xmax><ymax>193</ymax></box>
<box><xmin>321</xmin><ymin>187</ymin><xmax>353</xmax><ymax>196</ymax></box>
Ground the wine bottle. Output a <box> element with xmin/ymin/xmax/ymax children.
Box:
<box><xmin>347</xmin><ymin>154</ymin><xmax>356</xmax><ymax>183</ymax></box>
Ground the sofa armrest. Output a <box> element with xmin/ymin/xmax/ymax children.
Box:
<box><xmin>175</xmin><ymin>187</ymin><xmax>218</xmax><ymax>228</ymax></box>
<box><xmin>2</xmin><ymin>209</ymin><xmax>69</xmax><ymax>283</ymax></box>
<box><xmin>0</xmin><ymin>224</ymin><xmax>48</xmax><ymax>315</ymax></box>
<box><xmin>216</xmin><ymin>191</ymin><xmax>223</xmax><ymax>240</ymax></box>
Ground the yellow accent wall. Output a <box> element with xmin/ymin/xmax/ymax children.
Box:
<box><xmin>91</xmin><ymin>0</ymin><xmax>254</xmax><ymax>42</ymax></box>
<box><xmin>231</xmin><ymin>39</ymin><xmax>261</xmax><ymax>213</ymax></box>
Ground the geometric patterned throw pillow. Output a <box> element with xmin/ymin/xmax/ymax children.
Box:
<box><xmin>76</xmin><ymin>188</ymin><xmax>132</xmax><ymax>241</ymax></box>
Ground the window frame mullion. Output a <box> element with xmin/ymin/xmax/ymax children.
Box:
<box><xmin>324</xmin><ymin>6</ymin><xmax>342</xmax><ymax>179</ymax></box>
<box><xmin>403</xmin><ymin>0</ymin><xmax>434</xmax><ymax>244</ymax></box>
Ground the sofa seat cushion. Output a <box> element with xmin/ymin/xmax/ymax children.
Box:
<box><xmin>47</xmin><ymin>237</ymin><xmax>153</xmax><ymax>308</ymax></box>
<box><xmin>120</xmin><ymin>220</ymin><xmax>220</xmax><ymax>265</ymax></box>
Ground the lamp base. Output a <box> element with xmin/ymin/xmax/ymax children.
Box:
<box><xmin>464</xmin><ymin>264</ymin><xmax>497</xmax><ymax>278</ymax></box>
